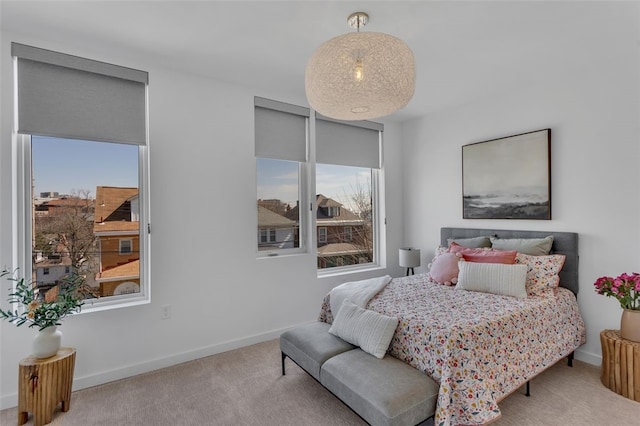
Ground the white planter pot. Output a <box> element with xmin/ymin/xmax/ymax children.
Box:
<box><xmin>33</xmin><ymin>326</ymin><xmax>62</xmax><ymax>359</ymax></box>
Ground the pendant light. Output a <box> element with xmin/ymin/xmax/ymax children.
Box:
<box><xmin>305</xmin><ymin>12</ymin><xmax>415</xmax><ymax>121</ymax></box>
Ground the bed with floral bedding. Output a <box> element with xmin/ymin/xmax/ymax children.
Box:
<box><xmin>318</xmin><ymin>228</ymin><xmax>586</xmax><ymax>426</ymax></box>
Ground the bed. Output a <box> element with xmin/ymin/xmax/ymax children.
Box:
<box><xmin>318</xmin><ymin>227</ymin><xmax>586</xmax><ymax>426</ymax></box>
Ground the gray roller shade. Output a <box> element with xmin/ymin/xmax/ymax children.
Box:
<box><xmin>255</xmin><ymin>97</ymin><xmax>309</xmax><ymax>162</ymax></box>
<box><xmin>12</xmin><ymin>43</ymin><xmax>148</xmax><ymax>145</ymax></box>
<box><xmin>316</xmin><ymin>116</ymin><xmax>382</xmax><ymax>169</ymax></box>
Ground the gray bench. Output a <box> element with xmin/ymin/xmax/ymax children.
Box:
<box><xmin>280</xmin><ymin>322</ymin><xmax>439</xmax><ymax>426</ymax></box>
<box><xmin>280</xmin><ymin>321</ymin><xmax>355</xmax><ymax>380</ymax></box>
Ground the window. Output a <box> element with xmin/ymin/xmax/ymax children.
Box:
<box><xmin>119</xmin><ymin>239</ymin><xmax>133</xmax><ymax>255</ymax></box>
<box><xmin>43</xmin><ymin>268</ymin><xmax>50</xmax><ymax>275</ymax></box>
<box><xmin>254</xmin><ymin>97</ymin><xmax>384</xmax><ymax>273</ymax></box>
<box><xmin>258</xmin><ymin>228</ymin><xmax>277</xmax><ymax>245</ymax></box>
<box><xmin>13</xmin><ymin>43</ymin><xmax>149</xmax><ymax>309</ymax></box>
<box><xmin>318</xmin><ymin>227</ymin><xmax>327</xmax><ymax>244</ymax></box>
<box><xmin>315</xmin><ymin>117</ymin><xmax>382</xmax><ymax>271</ymax></box>
<box><xmin>255</xmin><ymin>97</ymin><xmax>309</xmax><ymax>255</ymax></box>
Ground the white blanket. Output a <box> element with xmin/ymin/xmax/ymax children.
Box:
<box><xmin>329</xmin><ymin>275</ymin><xmax>392</xmax><ymax>316</ymax></box>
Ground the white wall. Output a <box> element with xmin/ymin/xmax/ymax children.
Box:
<box><xmin>0</xmin><ymin>32</ymin><xmax>406</xmax><ymax>408</ymax></box>
<box><xmin>401</xmin><ymin>3</ymin><xmax>640</xmax><ymax>365</ymax></box>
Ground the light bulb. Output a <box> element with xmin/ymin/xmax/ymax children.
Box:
<box><xmin>354</xmin><ymin>59</ymin><xmax>364</xmax><ymax>82</ymax></box>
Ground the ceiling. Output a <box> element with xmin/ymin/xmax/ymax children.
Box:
<box><xmin>0</xmin><ymin>1</ymin><xmax>621</xmax><ymax>122</ymax></box>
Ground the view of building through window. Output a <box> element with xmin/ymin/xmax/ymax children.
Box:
<box><xmin>31</xmin><ymin>136</ymin><xmax>141</xmax><ymax>300</ymax></box>
<box><xmin>256</xmin><ymin>158</ymin><xmax>300</xmax><ymax>251</ymax></box>
<box><xmin>256</xmin><ymin>158</ymin><xmax>374</xmax><ymax>269</ymax></box>
<box><xmin>315</xmin><ymin>164</ymin><xmax>374</xmax><ymax>269</ymax></box>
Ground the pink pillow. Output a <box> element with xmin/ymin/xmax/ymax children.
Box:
<box><xmin>448</xmin><ymin>242</ymin><xmax>517</xmax><ymax>264</ymax></box>
<box><xmin>428</xmin><ymin>252</ymin><xmax>460</xmax><ymax>285</ymax></box>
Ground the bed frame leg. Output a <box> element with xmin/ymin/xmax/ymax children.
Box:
<box><xmin>281</xmin><ymin>352</ymin><xmax>287</xmax><ymax>375</ymax></box>
<box><xmin>567</xmin><ymin>351</ymin><xmax>574</xmax><ymax>367</ymax></box>
<box><xmin>525</xmin><ymin>381</ymin><xmax>530</xmax><ymax>397</ymax></box>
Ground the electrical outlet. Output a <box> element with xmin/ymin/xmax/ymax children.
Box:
<box><xmin>161</xmin><ymin>305</ymin><xmax>171</xmax><ymax>320</ymax></box>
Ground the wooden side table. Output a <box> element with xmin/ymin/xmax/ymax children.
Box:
<box><xmin>600</xmin><ymin>329</ymin><xmax>640</xmax><ymax>402</ymax></box>
<box><xmin>18</xmin><ymin>347</ymin><xmax>76</xmax><ymax>426</ymax></box>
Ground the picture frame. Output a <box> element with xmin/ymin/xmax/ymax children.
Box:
<box><xmin>462</xmin><ymin>128</ymin><xmax>551</xmax><ymax>220</ymax></box>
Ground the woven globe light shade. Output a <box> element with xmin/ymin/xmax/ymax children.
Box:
<box><xmin>305</xmin><ymin>13</ymin><xmax>415</xmax><ymax>121</ymax></box>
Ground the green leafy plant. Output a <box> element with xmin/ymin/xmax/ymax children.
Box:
<box><xmin>0</xmin><ymin>268</ymin><xmax>88</xmax><ymax>331</ymax></box>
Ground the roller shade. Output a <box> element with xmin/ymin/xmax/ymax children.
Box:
<box><xmin>254</xmin><ymin>97</ymin><xmax>309</xmax><ymax>162</ymax></box>
<box><xmin>316</xmin><ymin>116</ymin><xmax>383</xmax><ymax>169</ymax></box>
<box><xmin>12</xmin><ymin>43</ymin><xmax>148</xmax><ymax>145</ymax></box>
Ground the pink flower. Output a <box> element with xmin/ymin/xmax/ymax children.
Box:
<box><xmin>595</xmin><ymin>272</ymin><xmax>640</xmax><ymax>310</ymax></box>
<box><xmin>594</xmin><ymin>276</ymin><xmax>612</xmax><ymax>294</ymax></box>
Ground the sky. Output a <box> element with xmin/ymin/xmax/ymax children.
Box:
<box><xmin>32</xmin><ymin>138</ymin><xmax>369</xmax><ymax>212</ymax></box>
<box><xmin>32</xmin><ymin>136</ymin><xmax>139</xmax><ymax>198</ymax></box>
<box><xmin>257</xmin><ymin>158</ymin><xmax>371</xmax><ymax>210</ymax></box>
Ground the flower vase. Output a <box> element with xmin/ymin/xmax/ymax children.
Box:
<box><xmin>620</xmin><ymin>309</ymin><xmax>640</xmax><ymax>342</ymax></box>
<box><xmin>33</xmin><ymin>326</ymin><xmax>62</xmax><ymax>358</ymax></box>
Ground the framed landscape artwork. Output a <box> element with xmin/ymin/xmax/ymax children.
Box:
<box><xmin>462</xmin><ymin>129</ymin><xmax>551</xmax><ymax>220</ymax></box>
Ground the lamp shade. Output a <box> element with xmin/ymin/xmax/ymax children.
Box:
<box><xmin>305</xmin><ymin>31</ymin><xmax>415</xmax><ymax>121</ymax></box>
<box><xmin>399</xmin><ymin>247</ymin><xmax>421</xmax><ymax>268</ymax></box>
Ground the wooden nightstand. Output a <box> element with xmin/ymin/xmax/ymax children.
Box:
<box><xmin>18</xmin><ymin>347</ymin><xmax>76</xmax><ymax>426</ymax></box>
<box><xmin>600</xmin><ymin>329</ymin><xmax>640</xmax><ymax>402</ymax></box>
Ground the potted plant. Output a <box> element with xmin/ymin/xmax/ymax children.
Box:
<box><xmin>594</xmin><ymin>272</ymin><xmax>640</xmax><ymax>342</ymax></box>
<box><xmin>0</xmin><ymin>268</ymin><xmax>88</xmax><ymax>358</ymax></box>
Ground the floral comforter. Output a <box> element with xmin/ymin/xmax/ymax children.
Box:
<box><xmin>318</xmin><ymin>273</ymin><xmax>586</xmax><ymax>426</ymax></box>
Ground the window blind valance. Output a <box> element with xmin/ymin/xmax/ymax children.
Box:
<box><xmin>316</xmin><ymin>116</ymin><xmax>383</xmax><ymax>169</ymax></box>
<box><xmin>12</xmin><ymin>43</ymin><xmax>148</xmax><ymax>145</ymax></box>
<box><xmin>254</xmin><ymin>97</ymin><xmax>309</xmax><ymax>162</ymax></box>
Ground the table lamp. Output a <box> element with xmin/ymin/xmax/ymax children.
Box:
<box><xmin>399</xmin><ymin>247</ymin><xmax>421</xmax><ymax>276</ymax></box>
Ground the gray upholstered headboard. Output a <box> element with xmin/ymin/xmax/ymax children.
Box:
<box><xmin>441</xmin><ymin>227</ymin><xmax>579</xmax><ymax>296</ymax></box>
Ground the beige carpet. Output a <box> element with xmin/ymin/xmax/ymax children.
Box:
<box><xmin>2</xmin><ymin>339</ymin><xmax>640</xmax><ymax>425</ymax></box>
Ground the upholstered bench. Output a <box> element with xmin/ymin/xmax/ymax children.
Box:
<box><xmin>321</xmin><ymin>349</ymin><xmax>439</xmax><ymax>426</ymax></box>
<box><xmin>280</xmin><ymin>321</ymin><xmax>355</xmax><ymax>380</ymax></box>
<box><xmin>280</xmin><ymin>322</ymin><xmax>438</xmax><ymax>426</ymax></box>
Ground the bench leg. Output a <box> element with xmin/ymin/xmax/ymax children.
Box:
<box><xmin>281</xmin><ymin>352</ymin><xmax>286</xmax><ymax>376</ymax></box>
<box><xmin>567</xmin><ymin>351</ymin><xmax>574</xmax><ymax>367</ymax></box>
<box><xmin>525</xmin><ymin>381</ymin><xmax>530</xmax><ymax>397</ymax></box>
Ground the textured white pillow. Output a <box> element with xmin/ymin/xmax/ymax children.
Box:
<box><xmin>456</xmin><ymin>261</ymin><xmax>528</xmax><ymax>298</ymax></box>
<box><xmin>329</xmin><ymin>299</ymin><xmax>398</xmax><ymax>359</ymax></box>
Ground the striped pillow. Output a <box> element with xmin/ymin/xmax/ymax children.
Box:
<box><xmin>456</xmin><ymin>261</ymin><xmax>528</xmax><ymax>298</ymax></box>
<box><xmin>329</xmin><ymin>299</ymin><xmax>398</xmax><ymax>359</ymax></box>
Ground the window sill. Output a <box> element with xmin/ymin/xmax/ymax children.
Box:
<box><xmin>77</xmin><ymin>293</ymin><xmax>150</xmax><ymax>314</ymax></box>
<box><xmin>317</xmin><ymin>264</ymin><xmax>385</xmax><ymax>279</ymax></box>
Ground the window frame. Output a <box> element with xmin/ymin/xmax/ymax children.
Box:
<box><xmin>344</xmin><ymin>225</ymin><xmax>352</xmax><ymax>242</ymax></box>
<box><xmin>255</xmin><ymin>97</ymin><xmax>309</xmax><ymax>258</ymax></box>
<box><xmin>316</xmin><ymin>166</ymin><xmax>383</xmax><ymax>277</ymax></box>
<box><xmin>254</xmin><ymin>98</ymin><xmax>385</xmax><ymax>276</ymax></box>
<box><xmin>255</xmin><ymin>159</ymin><xmax>308</xmax><ymax>257</ymax></box>
<box><xmin>314</xmin><ymin>119</ymin><xmax>384</xmax><ymax>276</ymax></box>
<box><xmin>318</xmin><ymin>227</ymin><xmax>327</xmax><ymax>244</ymax></box>
<box><xmin>119</xmin><ymin>239</ymin><xmax>133</xmax><ymax>255</ymax></box>
<box><xmin>15</xmin><ymin>133</ymin><xmax>151</xmax><ymax>313</ymax></box>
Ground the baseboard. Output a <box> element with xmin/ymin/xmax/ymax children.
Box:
<box><xmin>1</xmin><ymin>326</ymin><xmax>603</xmax><ymax>410</ymax></box>
<box><xmin>574</xmin><ymin>347</ymin><xmax>602</xmax><ymax>366</ymax></box>
<box><xmin>1</xmin><ymin>326</ymin><xmax>289</xmax><ymax>410</ymax></box>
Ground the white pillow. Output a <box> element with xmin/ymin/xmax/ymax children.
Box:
<box><xmin>456</xmin><ymin>261</ymin><xmax>528</xmax><ymax>298</ymax></box>
<box><xmin>328</xmin><ymin>299</ymin><xmax>398</xmax><ymax>359</ymax></box>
